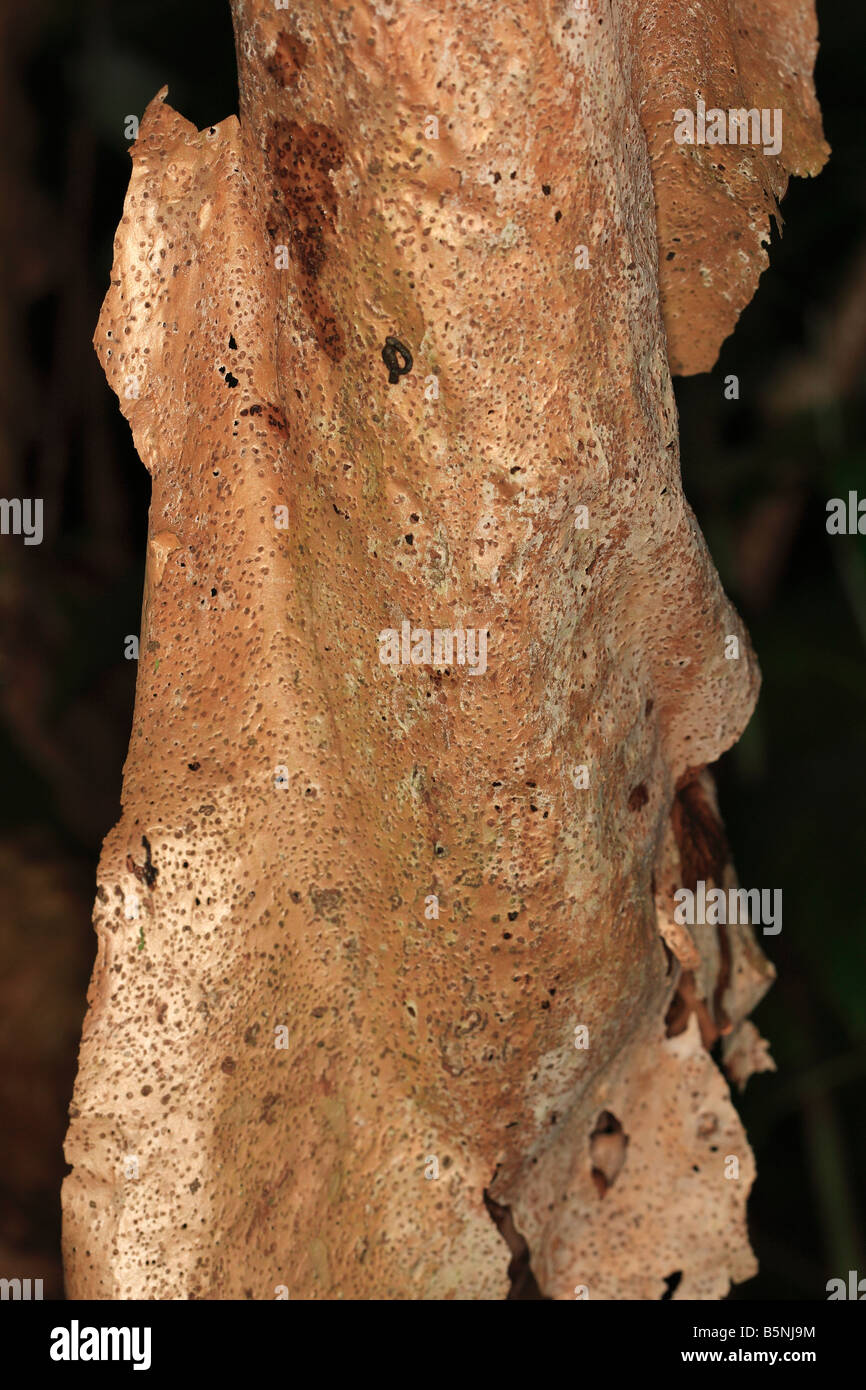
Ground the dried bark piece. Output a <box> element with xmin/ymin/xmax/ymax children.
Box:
<box><xmin>522</xmin><ymin>1015</ymin><xmax>758</xmax><ymax>1300</ymax></box>
<box><xmin>63</xmin><ymin>0</ymin><xmax>822</xmax><ymax>1299</ymax></box>
<box><xmin>724</xmin><ymin>1020</ymin><xmax>777</xmax><ymax>1093</ymax></box>
<box><xmin>630</xmin><ymin>0</ymin><xmax>829</xmax><ymax>373</ymax></box>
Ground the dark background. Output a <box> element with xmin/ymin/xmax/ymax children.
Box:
<box><xmin>0</xmin><ymin>0</ymin><xmax>862</xmax><ymax>1300</ymax></box>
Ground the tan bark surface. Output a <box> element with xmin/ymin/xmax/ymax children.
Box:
<box><xmin>63</xmin><ymin>0</ymin><xmax>826</xmax><ymax>1299</ymax></box>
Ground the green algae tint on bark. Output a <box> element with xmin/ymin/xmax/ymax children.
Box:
<box><xmin>63</xmin><ymin>0</ymin><xmax>826</xmax><ymax>1299</ymax></box>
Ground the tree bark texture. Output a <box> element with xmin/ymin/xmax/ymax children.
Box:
<box><xmin>63</xmin><ymin>0</ymin><xmax>827</xmax><ymax>1299</ymax></box>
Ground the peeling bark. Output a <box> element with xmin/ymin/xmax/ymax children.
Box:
<box><xmin>63</xmin><ymin>0</ymin><xmax>826</xmax><ymax>1299</ymax></box>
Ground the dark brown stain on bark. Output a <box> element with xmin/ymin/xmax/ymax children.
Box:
<box><xmin>267</xmin><ymin>118</ymin><xmax>346</xmax><ymax>362</ymax></box>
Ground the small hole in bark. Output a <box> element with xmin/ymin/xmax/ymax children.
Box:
<box><xmin>590</xmin><ymin>1109</ymin><xmax>628</xmax><ymax>1196</ymax></box>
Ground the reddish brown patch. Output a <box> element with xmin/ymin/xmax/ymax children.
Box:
<box><xmin>265</xmin><ymin>30</ymin><xmax>309</xmax><ymax>88</ymax></box>
<box><xmin>627</xmin><ymin>782</ymin><xmax>648</xmax><ymax>812</ymax></box>
<box><xmin>671</xmin><ymin>775</ymin><xmax>730</xmax><ymax>892</ymax></box>
<box><xmin>712</xmin><ymin>928</ymin><xmax>733</xmax><ymax>1038</ymax></box>
<box><xmin>665</xmin><ymin>969</ymin><xmax>720</xmax><ymax>1048</ymax></box>
<box><xmin>268</xmin><ymin>118</ymin><xmax>346</xmax><ymax>362</ymax></box>
<box><xmin>670</xmin><ymin>776</ymin><xmax>733</xmax><ymax>1042</ymax></box>
<box><xmin>664</xmin><ymin>976</ymin><xmax>692</xmax><ymax>1037</ymax></box>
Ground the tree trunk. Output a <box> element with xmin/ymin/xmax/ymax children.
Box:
<box><xmin>63</xmin><ymin>0</ymin><xmax>827</xmax><ymax>1299</ymax></box>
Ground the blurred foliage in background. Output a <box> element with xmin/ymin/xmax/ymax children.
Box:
<box><xmin>0</xmin><ymin>0</ymin><xmax>862</xmax><ymax>1299</ymax></box>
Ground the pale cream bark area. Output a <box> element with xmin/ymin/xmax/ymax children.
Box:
<box><xmin>63</xmin><ymin>0</ymin><xmax>826</xmax><ymax>1298</ymax></box>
